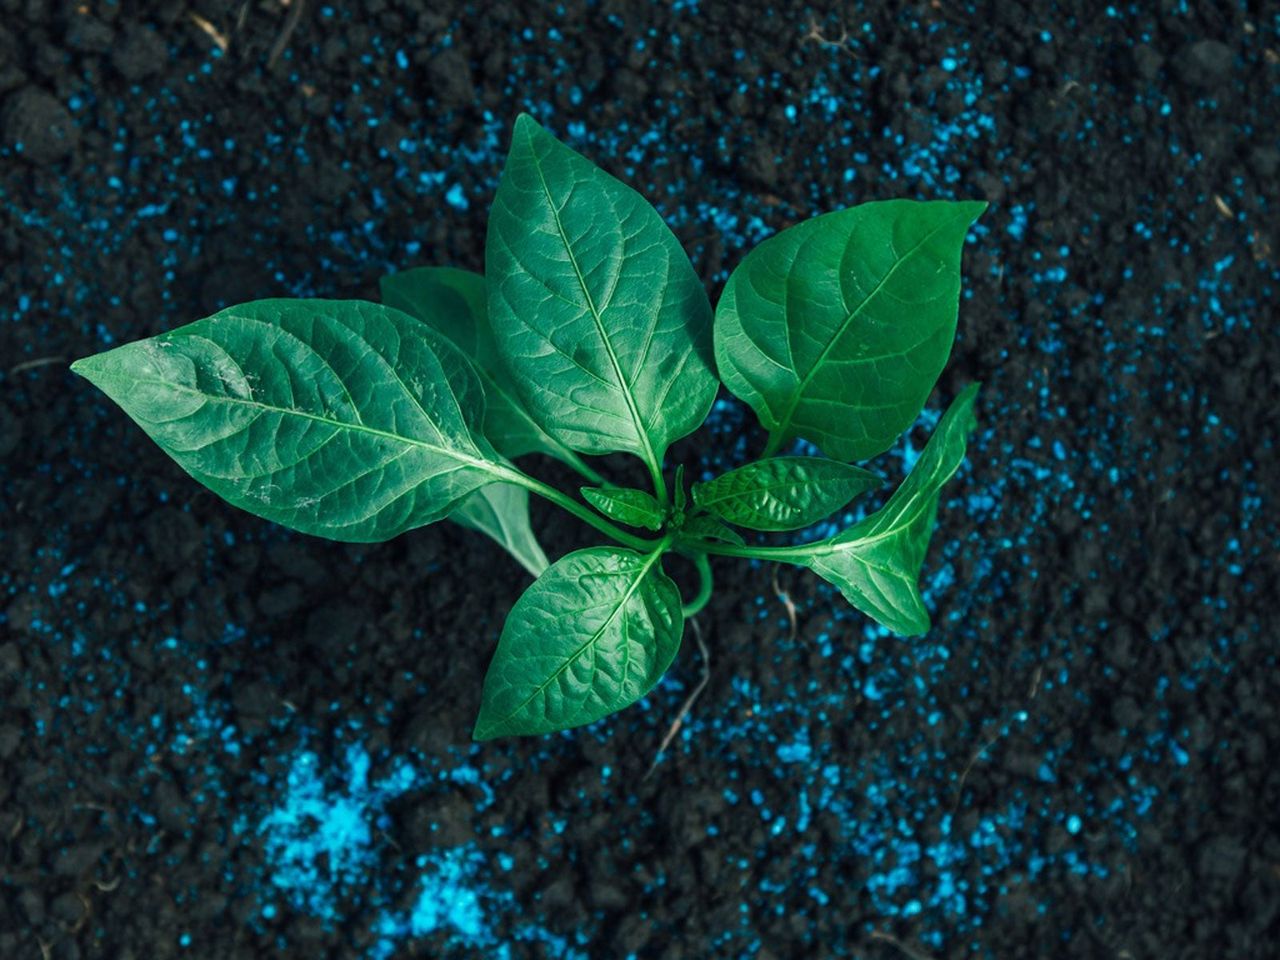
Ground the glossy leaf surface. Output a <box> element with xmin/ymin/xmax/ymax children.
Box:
<box><xmin>72</xmin><ymin>299</ymin><xmax>508</xmax><ymax>542</ymax></box>
<box><xmin>797</xmin><ymin>384</ymin><xmax>979</xmax><ymax>635</ymax></box>
<box><xmin>692</xmin><ymin>456</ymin><xmax>880</xmax><ymax>531</ymax></box>
<box><xmin>581</xmin><ymin>485</ymin><xmax>665</xmax><ymax>531</ymax></box>
<box><xmin>380</xmin><ymin>266</ymin><xmax>591</xmax><ymax>472</ymax></box>
<box><xmin>474</xmin><ymin>546</ymin><xmax>683</xmax><ymax>739</ymax></box>
<box><xmin>715</xmin><ymin>199</ymin><xmax>985</xmax><ymax>461</ymax></box>
<box><xmin>486</xmin><ymin>114</ymin><xmax>718</xmax><ymax>470</ymax></box>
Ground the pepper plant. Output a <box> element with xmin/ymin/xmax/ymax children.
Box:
<box><xmin>72</xmin><ymin>115</ymin><xmax>985</xmax><ymax>740</ymax></box>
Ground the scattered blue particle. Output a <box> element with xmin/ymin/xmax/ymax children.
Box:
<box><xmin>1066</xmin><ymin>815</ymin><xmax>1082</xmax><ymax>835</ymax></box>
<box><xmin>445</xmin><ymin>184</ymin><xmax>469</xmax><ymax>210</ymax></box>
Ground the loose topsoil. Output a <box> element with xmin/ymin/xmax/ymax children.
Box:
<box><xmin>2</xmin><ymin>2</ymin><xmax>1278</xmax><ymax>958</ymax></box>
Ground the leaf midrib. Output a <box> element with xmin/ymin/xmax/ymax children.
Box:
<box><xmin>523</xmin><ymin>123</ymin><xmax>663</xmax><ymax>473</ymax></box>
<box><xmin>695</xmin><ymin>468</ymin><xmax>873</xmax><ymax>511</ymax></box>
<box><xmin>495</xmin><ymin>547</ymin><xmax>666</xmax><ymax>730</ymax></box>
<box><xmin>770</xmin><ymin>213</ymin><xmax>964</xmax><ymax>442</ymax></box>
<box><xmin>86</xmin><ymin>368</ymin><xmax>510</xmax><ymax>480</ymax></box>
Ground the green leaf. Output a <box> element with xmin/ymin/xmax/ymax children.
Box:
<box><xmin>380</xmin><ymin>269</ymin><xmax>555</xmax><ymax>571</ymax></box>
<box><xmin>681</xmin><ymin>513</ymin><xmax>746</xmax><ymax>546</ymax></box>
<box><xmin>474</xmin><ymin>545</ymin><xmax>683</xmax><ymax>739</ymax></box>
<box><xmin>485</xmin><ymin>114</ymin><xmax>719</xmax><ymax>477</ymax></box>
<box><xmin>580</xmin><ymin>485</ymin><xmax>665</xmax><ymax>531</ymax></box>
<box><xmin>795</xmin><ymin>384</ymin><xmax>980</xmax><ymax>635</ymax></box>
<box><xmin>714</xmin><ymin>199</ymin><xmax>986</xmax><ymax>461</ymax></box>
<box><xmin>380</xmin><ymin>266</ymin><xmax>598</xmax><ymax>478</ymax></box>
<box><xmin>71</xmin><ymin>299</ymin><xmax>512</xmax><ymax>542</ymax></box>
<box><xmin>450</xmin><ymin>483</ymin><xmax>549</xmax><ymax>578</ymax></box>
<box><xmin>692</xmin><ymin>456</ymin><xmax>880</xmax><ymax>532</ymax></box>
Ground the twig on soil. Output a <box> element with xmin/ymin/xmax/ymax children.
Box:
<box><xmin>70</xmin><ymin>891</ymin><xmax>92</xmax><ymax>934</ymax></box>
<box><xmin>949</xmin><ymin>731</ymin><xmax>1005</xmax><ymax>815</ymax></box>
<box><xmin>188</xmin><ymin>12</ymin><xmax>230</xmax><ymax>53</ymax></box>
<box><xmin>771</xmin><ymin>566</ymin><xmax>798</xmax><ymax>642</ymax></box>
<box><xmin>8</xmin><ymin>355</ymin><xmax>64</xmax><ymax>375</ymax></box>
<box><xmin>267</xmin><ymin>0</ymin><xmax>307</xmax><ymax>69</ymax></box>
<box><xmin>801</xmin><ymin>17</ymin><xmax>851</xmax><ymax>54</ymax></box>
<box><xmin>868</xmin><ymin>930</ymin><xmax>940</xmax><ymax>960</ymax></box>
<box><xmin>643</xmin><ymin>618</ymin><xmax>710</xmax><ymax>781</ymax></box>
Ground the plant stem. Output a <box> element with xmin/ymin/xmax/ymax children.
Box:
<box><xmin>761</xmin><ymin>429</ymin><xmax>785</xmax><ymax>459</ymax></box>
<box><xmin>503</xmin><ymin>468</ymin><xmax>658</xmax><ymax>552</ymax></box>
<box><xmin>647</xmin><ymin>456</ymin><xmax>669</xmax><ymax>508</ymax></box>
<box><xmin>680</xmin><ymin>552</ymin><xmax>714</xmax><ymax>617</ymax></box>
<box><xmin>683</xmin><ymin>536</ymin><xmax>836</xmax><ymax>563</ymax></box>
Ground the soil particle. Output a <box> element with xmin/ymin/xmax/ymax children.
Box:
<box><xmin>65</xmin><ymin>15</ymin><xmax>115</xmax><ymax>54</ymax></box>
<box><xmin>2</xmin><ymin>86</ymin><xmax>77</xmax><ymax>162</ymax></box>
<box><xmin>1197</xmin><ymin>835</ymin><xmax>1248</xmax><ymax>884</ymax></box>
<box><xmin>426</xmin><ymin>48</ymin><xmax>476</xmax><ymax>109</ymax></box>
<box><xmin>110</xmin><ymin>25</ymin><xmax>167</xmax><ymax>82</ymax></box>
<box><xmin>1173</xmin><ymin>39</ymin><xmax>1235</xmax><ymax>88</ymax></box>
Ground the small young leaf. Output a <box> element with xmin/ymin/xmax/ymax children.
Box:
<box><xmin>794</xmin><ymin>385</ymin><xmax>979</xmax><ymax>635</ymax></box>
<box><xmin>380</xmin><ymin>266</ymin><xmax>595</xmax><ymax>476</ymax></box>
<box><xmin>681</xmin><ymin>514</ymin><xmax>746</xmax><ymax>546</ymax></box>
<box><xmin>580</xmin><ymin>485</ymin><xmax>665</xmax><ymax>531</ymax></box>
<box><xmin>474</xmin><ymin>546</ymin><xmax>683</xmax><ymax>739</ymax></box>
<box><xmin>692</xmin><ymin>456</ymin><xmax>880</xmax><ymax>532</ymax></box>
<box><xmin>486</xmin><ymin>114</ymin><xmax>719</xmax><ymax>474</ymax></box>
<box><xmin>715</xmin><ymin>199</ymin><xmax>985</xmax><ymax>461</ymax></box>
<box><xmin>71</xmin><ymin>299</ymin><xmax>511</xmax><ymax>542</ymax></box>
<box><xmin>450</xmin><ymin>483</ymin><xmax>549</xmax><ymax>578</ymax></box>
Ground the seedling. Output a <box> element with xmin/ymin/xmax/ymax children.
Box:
<box><xmin>72</xmin><ymin>115</ymin><xmax>985</xmax><ymax>740</ymax></box>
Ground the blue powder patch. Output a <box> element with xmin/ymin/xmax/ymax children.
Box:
<box><xmin>370</xmin><ymin>848</ymin><xmax>492</xmax><ymax>958</ymax></box>
<box><xmin>257</xmin><ymin>740</ymin><xmax>586</xmax><ymax>958</ymax></box>
<box><xmin>258</xmin><ymin>742</ymin><xmax>407</xmax><ymax>917</ymax></box>
<box><xmin>369</xmin><ymin>846</ymin><xmax>587</xmax><ymax>960</ymax></box>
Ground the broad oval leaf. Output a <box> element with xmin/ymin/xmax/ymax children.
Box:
<box><xmin>715</xmin><ymin>199</ymin><xmax>986</xmax><ymax>462</ymax></box>
<box><xmin>380</xmin><ymin>266</ymin><xmax>598</xmax><ymax>479</ymax></box>
<box><xmin>450</xmin><ymin>483</ymin><xmax>549</xmax><ymax>578</ymax></box>
<box><xmin>580</xmin><ymin>485</ymin><xmax>665</xmax><ymax>531</ymax></box>
<box><xmin>692</xmin><ymin>456</ymin><xmax>880</xmax><ymax>532</ymax></box>
<box><xmin>71</xmin><ymin>299</ymin><xmax>510</xmax><ymax>542</ymax></box>
<box><xmin>797</xmin><ymin>384</ymin><xmax>979</xmax><ymax>635</ymax></box>
<box><xmin>486</xmin><ymin>114</ymin><xmax>719</xmax><ymax>470</ymax></box>
<box><xmin>681</xmin><ymin>513</ymin><xmax>746</xmax><ymax>546</ymax></box>
<box><xmin>474</xmin><ymin>546</ymin><xmax>683</xmax><ymax>739</ymax></box>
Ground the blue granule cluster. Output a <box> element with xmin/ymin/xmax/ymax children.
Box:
<box><xmin>1</xmin><ymin>1</ymin><xmax>1277</xmax><ymax>958</ymax></box>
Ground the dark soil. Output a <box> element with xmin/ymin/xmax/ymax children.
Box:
<box><xmin>2</xmin><ymin>1</ymin><xmax>1278</xmax><ymax>958</ymax></box>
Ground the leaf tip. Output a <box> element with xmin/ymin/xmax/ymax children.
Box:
<box><xmin>960</xmin><ymin>199</ymin><xmax>989</xmax><ymax>223</ymax></box>
<box><xmin>513</xmin><ymin>112</ymin><xmax>542</xmax><ymax>137</ymax></box>
<box><xmin>902</xmin><ymin>612</ymin><xmax>932</xmax><ymax>637</ymax></box>
<box><xmin>69</xmin><ymin>351</ymin><xmax>108</xmax><ymax>388</ymax></box>
<box><xmin>471</xmin><ymin>711</ymin><xmax>501</xmax><ymax>742</ymax></box>
<box><xmin>954</xmin><ymin>382</ymin><xmax>982</xmax><ymax>432</ymax></box>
